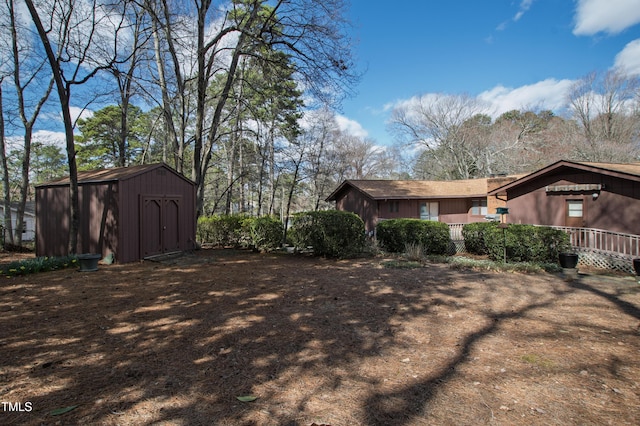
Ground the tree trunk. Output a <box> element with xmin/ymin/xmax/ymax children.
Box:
<box><xmin>24</xmin><ymin>0</ymin><xmax>80</xmax><ymax>254</ymax></box>
<box><xmin>0</xmin><ymin>82</ymin><xmax>14</xmax><ymax>246</ymax></box>
<box><xmin>150</xmin><ymin>16</ymin><xmax>180</xmax><ymax>171</ymax></box>
<box><xmin>195</xmin><ymin>3</ymin><xmax>261</xmax><ymax>219</ymax></box>
<box><xmin>14</xmin><ymin>125</ymin><xmax>33</xmax><ymax>246</ymax></box>
<box><xmin>282</xmin><ymin>148</ymin><xmax>305</xmax><ymax>245</ymax></box>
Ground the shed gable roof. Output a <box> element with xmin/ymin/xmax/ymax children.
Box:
<box><xmin>36</xmin><ymin>163</ymin><xmax>194</xmax><ymax>188</ymax></box>
<box><xmin>326</xmin><ymin>178</ymin><xmax>489</xmax><ymax>202</ymax></box>
<box><xmin>488</xmin><ymin>160</ymin><xmax>640</xmax><ymax>195</ymax></box>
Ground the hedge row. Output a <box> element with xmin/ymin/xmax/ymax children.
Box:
<box><xmin>197</xmin><ymin>211</ymin><xmax>368</xmax><ymax>258</ymax></box>
<box><xmin>196</xmin><ymin>215</ymin><xmax>283</xmax><ymax>252</ymax></box>
<box><xmin>462</xmin><ymin>222</ymin><xmax>496</xmax><ymax>255</ymax></box>
<box><xmin>463</xmin><ymin>222</ymin><xmax>571</xmax><ymax>263</ymax></box>
<box><xmin>376</xmin><ymin>219</ymin><xmax>451</xmax><ymax>255</ymax></box>
<box><xmin>288</xmin><ymin>210</ymin><xmax>367</xmax><ymax>258</ymax></box>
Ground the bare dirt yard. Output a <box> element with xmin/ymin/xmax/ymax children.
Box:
<box><xmin>1</xmin><ymin>249</ymin><xmax>639</xmax><ymax>425</ymax></box>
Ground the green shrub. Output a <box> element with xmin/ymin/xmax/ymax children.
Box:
<box><xmin>462</xmin><ymin>222</ymin><xmax>499</xmax><ymax>255</ymax></box>
<box><xmin>197</xmin><ymin>214</ymin><xmax>246</xmax><ymax>247</ymax></box>
<box><xmin>289</xmin><ymin>210</ymin><xmax>367</xmax><ymax>258</ymax></box>
<box><xmin>241</xmin><ymin>216</ymin><xmax>284</xmax><ymax>252</ymax></box>
<box><xmin>376</xmin><ymin>219</ymin><xmax>451</xmax><ymax>255</ymax></box>
<box><xmin>484</xmin><ymin>224</ymin><xmax>570</xmax><ymax>263</ymax></box>
<box><xmin>536</xmin><ymin>226</ymin><xmax>572</xmax><ymax>261</ymax></box>
<box><xmin>375</xmin><ymin>220</ymin><xmax>406</xmax><ymax>253</ymax></box>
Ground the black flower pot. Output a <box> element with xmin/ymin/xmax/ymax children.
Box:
<box><xmin>633</xmin><ymin>258</ymin><xmax>640</xmax><ymax>276</ymax></box>
<box><xmin>77</xmin><ymin>253</ymin><xmax>101</xmax><ymax>272</ymax></box>
<box><xmin>559</xmin><ymin>252</ymin><xmax>579</xmax><ymax>269</ymax></box>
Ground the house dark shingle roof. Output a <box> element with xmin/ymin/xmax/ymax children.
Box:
<box><xmin>326</xmin><ymin>178</ymin><xmax>490</xmax><ymax>201</ymax></box>
<box><xmin>488</xmin><ymin>160</ymin><xmax>640</xmax><ymax>195</ymax></box>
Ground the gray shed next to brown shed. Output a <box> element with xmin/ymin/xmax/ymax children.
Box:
<box><xmin>36</xmin><ymin>163</ymin><xmax>196</xmax><ymax>263</ymax></box>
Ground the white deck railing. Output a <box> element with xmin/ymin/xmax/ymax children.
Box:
<box><xmin>449</xmin><ymin>223</ymin><xmax>465</xmax><ymax>241</ymax></box>
<box><xmin>548</xmin><ymin>226</ymin><xmax>640</xmax><ymax>258</ymax></box>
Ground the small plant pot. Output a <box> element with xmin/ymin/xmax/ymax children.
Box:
<box><xmin>559</xmin><ymin>252</ymin><xmax>579</xmax><ymax>269</ymax></box>
<box><xmin>77</xmin><ymin>253</ymin><xmax>101</xmax><ymax>272</ymax></box>
<box><xmin>633</xmin><ymin>258</ymin><xmax>640</xmax><ymax>276</ymax></box>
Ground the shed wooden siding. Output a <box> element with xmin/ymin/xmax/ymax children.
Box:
<box><xmin>506</xmin><ymin>170</ymin><xmax>640</xmax><ymax>235</ymax></box>
<box><xmin>79</xmin><ymin>182</ymin><xmax>119</xmax><ymax>256</ymax></box>
<box><xmin>118</xmin><ymin>167</ymin><xmax>196</xmax><ymax>263</ymax></box>
<box><xmin>35</xmin><ymin>182</ymin><xmax>119</xmax><ymax>257</ymax></box>
<box><xmin>36</xmin><ymin>164</ymin><xmax>196</xmax><ymax>263</ymax></box>
<box><xmin>36</xmin><ymin>186</ymin><xmax>71</xmax><ymax>257</ymax></box>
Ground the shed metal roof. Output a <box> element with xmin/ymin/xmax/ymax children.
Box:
<box><xmin>36</xmin><ymin>163</ymin><xmax>194</xmax><ymax>188</ymax></box>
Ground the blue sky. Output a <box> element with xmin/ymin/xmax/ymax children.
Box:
<box><xmin>338</xmin><ymin>0</ymin><xmax>640</xmax><ymax>145</ymax></box>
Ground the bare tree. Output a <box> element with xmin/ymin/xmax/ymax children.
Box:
<box><xmin>145</xmin><ymin>0</ymin><xmax>357</xmax><ymax>217</ymax></box>
<box><xmin>109</xmin><ymin>1</ymin><xmax>152</xmax><ymax>167</ymax></box>
<box><xmin>2</xmin><ymin>0</ymin><xmax>55</xmax><ymax>246</ymax></box>
<box><xmin>567</xmin><ymin>70</ymin><xmax>640</xmax><ymax>161</ymax></box>
<box><xmin>389</xmin><ymin>94</ymin><xmax>489</xmax><ymax>179</ymax></box>
<box><xmin>24</xmin><ymin>0</ymin><xmax>137</xmax><ymax>253</ymax></box>
<box><xmin>303</xmin><ymin>107</ymin><xmax>340</xmax><ymax>210</ymax></box>
<box><xmin>0</xmin><ymin>78</ymin><xmax>12</xmax><ymax>245</ymax></box>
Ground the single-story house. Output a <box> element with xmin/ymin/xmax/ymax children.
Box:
<box><xmin>325</xmin><ymin>176</ymin><xmax>518</xmax><ymax>233</ymax></box>
<box><xmin>0</xmin><ymin>201</ymin><xmax>36</xmax><ymax>242</ymax></box>
<box><xmin>488</xmin><ymin>160</ymin><xmax>640</xmax><ymax>235</ymax></box>
<box><xmin>36</xmin><ymin>163</ymin><xmax>196</xmax><ymax>263</ymax></box>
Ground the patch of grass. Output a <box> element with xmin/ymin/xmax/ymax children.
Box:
<box><xmin>428</xmin><ymin>255</ymin><xmax>562</xmax><ymax>274</ymax></box>
<box><xmin>2</xmin><ymin>255</ymin><xmax>78</xmax><ymax>277</ymax></box>
<box><xmin>521</xmin><ymin>354</ymin><xmax>555</xmax><ymax>369</ymax></box>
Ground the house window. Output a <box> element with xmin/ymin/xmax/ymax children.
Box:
<box><xmin>471</xmin><ymin>199</ymin><xmax>487</xmax><ymax>216</ymax></box>
<box><xmin>389</xmin><ymin>201</ymin><xmax>399</xmax><ymax>213</ymax></box>
<box><xmin>567</xmin><ymin>200</ymin><xmax>583</xmax><ymax>217</ymax></box>
<box><xmin>419</xmin><ymin>202</ymin><xmax>439</xmax><ymax>221</ymax></box>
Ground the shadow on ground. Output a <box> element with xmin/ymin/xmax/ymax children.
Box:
<box><xmin>1</xmin><ymin>249</ymin><xmax>639</xmax><ymax>425</ymax></box>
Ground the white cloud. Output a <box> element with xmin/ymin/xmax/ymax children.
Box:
<box><xmin>6</xmin><ymin>130</ymin><xmax>67</xmax><ymax>150</ymax></box>
<box><xmin>32</xmin><ymin>130</ymin><xmax>67</xmax><ymax>148</ymax></box>
<box><xmin>69</xmin><ymin>106</ymin><xmax>93</xmax><ymax>123</ymax></box>
<box><xmin>514</xmin><ymin>0</ymin><xmax>534</xmax><ymax>21</ymax></box>
<box><xmin>573</xmin><ymin>0</ymin><xmax>640</xmax><ymax>35</ymax></box>
<box><xmin>495</xmin><ymin>0</ymin><xmax>535</xmax><ymax>32</ymax></box>
<box><xmin>614</xmin><ymin>39</ymin><xmax>640</xmax><ymax>75</ymax></box>
<box><xmin>335</xmin><ymin>114</ymin><xmax>369</xmax><ymax>139</ymax></box>
<box><xmin>478</xmin><ymin>78</ymin><xmax>576</xmax><ymax>116</ymax></box>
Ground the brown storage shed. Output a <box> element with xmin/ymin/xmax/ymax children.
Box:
<box><xmin>36</xmin><ymin>163</ymin><xmax>196</xmax><ymax>263</ymax></box>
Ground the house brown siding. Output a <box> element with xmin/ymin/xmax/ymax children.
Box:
<box><xmin>506</xmin><ymin>170</ymin><xmax>640</xmax><ymax>234</ymax></box>
<box><xmin>376</xmin><ymin>198</ymin><xmax>488</xmax><ymax>228</ymax></box>
<box><xmin>327</xmin><ymin>176</ymin><xmax>524</xmax><ymax>234</ymax></box>
<box><xmin>336</xmin><ymin>187</ymin><xmax>378</xmax><ymax>232</ymax></box>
